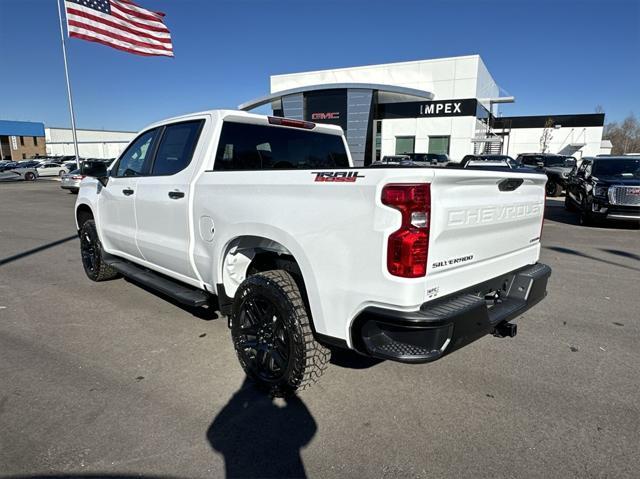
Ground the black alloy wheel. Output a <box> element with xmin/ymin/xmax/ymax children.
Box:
<box><xmin>235</xmin><ymin>294</ymin><xmax>291</xmax><ymax>384</ymax></box>
<box><xmin>79</xmin><ymin>220</ymin><xmax>119</xmax><ymax>281</ymax></box>
<box><xmin>80</xmin><ymin>225</ymin><xmax>99</xmax><ymax>275</ymax></box>
<box><xmin>546</xmin><ymin>181</ymin><xmax>562</xmax><ymax>197</ymax></box>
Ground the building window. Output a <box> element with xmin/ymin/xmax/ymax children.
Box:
<box><xmin>395</xmin><ymin>136</ymin><xmax>415</xmax><ymax>155</ymax></box>
<box><xmin>22</xmin><ymin>153</ymin><xmax>26</xmax><ymax>159</ymax></box>
<box><xmin>20</xmin><ymin>136</ymin><xmax>25</xmax><ymax>146</ymax></box>
<box><xmin>428</xmin><ymin>136</ymin><xmax>450</xmax><ymax>155</ymax></box>
<box><xmin>374</xmin><ymin>121</ymin><xmax>382</xmax><ymax>162</ymax></box>
<box><xmin>33</xmin><ymin>136</ymin><xmax>38</xmax><ymax>146</ymax></box>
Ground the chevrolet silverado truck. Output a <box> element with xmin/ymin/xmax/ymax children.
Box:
<box><xmin>75</xmin><ymin>110</ymin><xmax>551</xmax><ymax>396</ymax></box>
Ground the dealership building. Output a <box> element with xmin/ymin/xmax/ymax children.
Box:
<box><xmin>240</xmin><ymin>55</ymin><xmax>608</xmax><ymax>166</ymax></box>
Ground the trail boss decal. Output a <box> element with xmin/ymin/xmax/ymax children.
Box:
<box><xmin>312</xmin><ymin>171</ymin><xmax>365</xmax><ymax>183</ymax></box>
<box><xmin>432</xmin><ymin>254</ymin><xmax>474</xmax><ymax>269</ymax></box>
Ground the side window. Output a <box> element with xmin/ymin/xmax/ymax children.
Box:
<box><xmin>576</xmin><ymin>161</ymin><xmax>588</xmax><ymax>177</ymax></box>
<box><xmin>151</xmin><ymin>120</ymin><xmax>204</xmax><ymax>176</ymax></box>
<box><xmin>114</xmin><ymin>129</ymin><xmax>157</xmax><ymax>177</ymax></box>
<box><xmin>584</xmin><ymin>162</ymin><xmax>593</xmax><ymax>177</ymax></box>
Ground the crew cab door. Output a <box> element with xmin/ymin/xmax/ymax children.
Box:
<box><xmin>134</xmin><ymin>119</ymin><xmax>206</xmax><ymax>281</ymax></box>
<box><xmin>98</xmin><ymin>128</ymin><xmax>159</xmax><ymax>258</ymax></box>
<box><xmin>566</xmin><ymin>159</ymin><xmax>591</xmax><ymax>205</ymax></box>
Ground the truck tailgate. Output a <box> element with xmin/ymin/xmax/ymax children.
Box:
<box><xmin>424</xmin><ymin>169</ymin><xmax>546</xmax><ymax>299</ymax></box>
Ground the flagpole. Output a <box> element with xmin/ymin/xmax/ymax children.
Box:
<box><xmin>56</xmin><ymin>0</ymin><xmax>81</xmax><ymax>169</ymax></box>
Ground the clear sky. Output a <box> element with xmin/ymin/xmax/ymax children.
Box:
<box><xmin>0</xmin><ymin>0</ymin><xmax>638</xmax><ymax>132</ymax></box>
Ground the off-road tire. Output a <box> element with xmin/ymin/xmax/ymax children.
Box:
<box><xmin>579</xmin><ymin>200</ymin><xmax>594</xmax><ymax>226</ymax></box>
<box><xmin>231</xmin><ymin>270</ymin><xmax>330</xmax><ymax>397</ymax></box>
<box><xmin>546</xmin><ymin>181</ymin><xmax>562</xmax><ymax>197</ymax></box>
<box><xmin>564</xmin><ymin>194</ymin><xmax>576</xmax><ymax>212</ymax></box>
<box><xmin>79</xmin><ymin>220</ymin><xmax>119</xmax><ymax>281</ymax></box>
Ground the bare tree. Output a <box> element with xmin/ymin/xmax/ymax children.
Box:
<box><xmin>595</xmin><ymin>105</ymin><xmax>604</xmax><ymax>114</ymax></box>
<box><xmin>539</xmin><ymin>118</ymin><xmax>554</xmax><ymax>153</ymax></box>
<box><xmin>604</xmin><ymin>114</ymin><xmax>640</xmax><ymax>154</ymax></box>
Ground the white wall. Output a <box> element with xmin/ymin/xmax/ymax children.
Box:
<box><xmin>503</xmin><ymin>126</ymin><xmax>604</xmax><ymax>159</ymax></box>
<box><xmin>45</xmin><ymin>127</ymin><xmax>135</xmax><ymax>158</ymax></box>
<box><xmin>380</xmin><ymin>117</ymin><xmax>476</xmax><ymax>160</ymax></box>
<box><xmin>476</xmin><ymin>57</ymin><xmax>500</xmax><ymax>108</ymax></box>
<box><xmin>271</xmin><ymin>55</ymin><xmax>497</xmax><ymax>102</ymax></box>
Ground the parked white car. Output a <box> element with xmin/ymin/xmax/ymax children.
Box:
<box><xmin>75</xmin><ymin>110</ymin><xmax>551</xmax><ymax>396</ymax></box>
<box><xmin>60</xmin><ymin>169</ymin><xmax>84</xmax><ymax>193</ymax></box>
<box><xmin>36</xmin><ymin>161</ymin><xmax>69</xmax><ymax>177</ymax></box>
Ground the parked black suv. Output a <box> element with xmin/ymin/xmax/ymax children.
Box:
<box><xmin>516</xmin><ymin>153</ymin><xmax>577</xmax><ymax>196</ymax></box>
<box><xmin>564</xmin><ymin>156</ymin><xmax>640</xmax><ymax>226</ymax></box>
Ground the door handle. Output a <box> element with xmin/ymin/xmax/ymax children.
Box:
<box><xmin>168</xmin><ymin>190</ymin><xmax>185</xmax><ymax>199</ymax></box>
<box><xmin>122</xmin><ymin>188</ymin><xmax>134</xmax><ymax>196</ymax></box>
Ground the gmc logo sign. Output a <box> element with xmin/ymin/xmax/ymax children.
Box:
<box><xmin>311</xmin><ymin>112</ymin><xmax>340</xmax><ymax>120</ymax></box>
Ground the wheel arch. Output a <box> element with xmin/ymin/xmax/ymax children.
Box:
<box><xmin>219</xmin><ymin>235</ymin><xmax>300</xmax><ymax>298</ymax></box>
<box><xmin>217</xmin><ymin>234</ymin><xmax>320</xmax><ymax>330</ymax></box>
<box><xmin>75</xmin><ymin>203</ymin><xmax>94</xmax><ymax>230</ymax></box>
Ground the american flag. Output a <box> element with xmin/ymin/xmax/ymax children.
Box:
<box><xmin>64</xmin><ymin>0</ymin><xmax>173</xmax><ymax>57</ymax></box>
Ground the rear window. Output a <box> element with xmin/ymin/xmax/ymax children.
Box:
<box><xmin>213</xmin><ymin>121</ymin><xmax>349</xmax><ymax>171</ymax></box>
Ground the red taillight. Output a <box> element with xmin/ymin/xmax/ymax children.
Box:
<box><xmin>268</xmin><ymin>116</ymin><xmax>315</xmax><ymax>129</ymax></box>
<box><xmin>382</xmin><ymin>183</ymin><xmax>431</xmax><ymax>278</ymax></box>
<box><xmin>71</xmin><ymin>175</ymin><xmax>85</xmax><ymax>180</ymax></box>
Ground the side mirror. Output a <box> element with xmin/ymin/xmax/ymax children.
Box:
<box><xmin>97</xmin><ymin>175</ymin><xmax>109</xmax><ymax>187</ymax></box>
<box><xmin>83</xmin><ymin>162</ymin><xmax>108</xmax><ymax>178</ymax></box>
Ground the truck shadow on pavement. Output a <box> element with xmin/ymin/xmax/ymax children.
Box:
<box><xmin>207</xmin><ymin>378</ymin><xmax>316</xmax><ymax>479</ymax></box>
<box><xmin>329</xmin><ymin>347</ymin><xmax>384</xmax><ymax>369</ymax></box>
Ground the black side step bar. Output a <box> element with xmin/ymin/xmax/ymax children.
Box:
<box><xmin>104</xmin><ymin>256</ymin><xmax>209</xmax><ymax>307</ymax></box>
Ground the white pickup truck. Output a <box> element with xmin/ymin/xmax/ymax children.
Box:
<box><xmin>75</xmin><ymin>110</ymin><xmax>551</xmax><ymax>396</ymax></box>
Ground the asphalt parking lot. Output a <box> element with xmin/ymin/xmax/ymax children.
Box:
<box><xmin>1</xmin><ymin>179</ymin><xmax>639</xmax><ymax>479</ymax></box>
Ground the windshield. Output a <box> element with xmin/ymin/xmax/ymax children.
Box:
<box><xmin>543</xmin><ymin>156</ymin><xmax>567</xmax><ymax>167</ymax></box>
<box><xmin>479</xmin><ymin>155</ymin><xmax>514</xmax><ymax>162</ymax></box>
<box><xmin>593</xmin><ymin>159</ymin><xmax>640</xmax><ymax>178</ymax></box>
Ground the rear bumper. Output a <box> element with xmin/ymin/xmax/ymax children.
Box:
<box><xmin>352</xmin><ymin>263</ymin><xmax>551</xmax><ymax>363</ymax></box>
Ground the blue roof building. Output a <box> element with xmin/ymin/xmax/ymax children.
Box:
<box><xmin>0</xmin><ymin>120</ymin><xmax>46</xmax><ymax>161</ymax></box>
